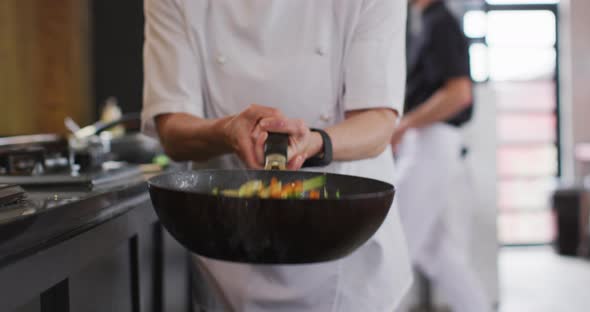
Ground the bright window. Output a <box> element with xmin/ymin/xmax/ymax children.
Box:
<box><xmin>499</xmin><ymin>178</ymin><xmax>557</xmax><ymax>211</ymax></box>
<box><xmin>469</xmin><ymin>43</ymin><xmax>489</xmax><ymax>82</ymax></box>
<box><xmin>464</xmin><ymin>10</ymin><xmax>487</xmax><ymax>38</ymax></box>
<box><xmin>498</xmin><ymin>145</ymin><xmax>558</xmax><ymax>178</ymax></box>
<box><xmin>488</xmin><ymin>47</ymin><xmax>556</xmax><ymax>81</ymax></box>
<box><xmin>487</xmin><ymin>11</ymin><xmax>556</xmax><ymax>47</ymax></box>
<box><xmin>497</xmin><ymin>113</ymin><xmax>556</xmax><ymax>144</ymax></box>
<box><xmin>493</xmin><ymin>81</ymin><xmax>556</xmax><ymax>112</ymax></box>
<box><xmin>465</xmin><ymin>3</ymin><xmax>559</xmax><ymax>245</ymax></box>
<box><xmin>486</xmin><ymin>0</ymin><xmax>559</xmax><ymax>4</ymax></box>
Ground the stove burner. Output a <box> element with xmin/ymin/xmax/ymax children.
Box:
<box><xmin>0</xmin><ymin>184</ymin><xmax>26</xmax><ymax>207</ymax></box>
<box><xmin>0</xmin><ymin>132</ymin><xmax>113</xmax><ymax>176</ymax></box>
<box><xmin>0</xmin><ymin>163</ymin><xmax>141</xmax><ymax>188</ymax></box>
<box><xmin>0</xmin><ymin>147</ymin><xmax>45</xmax><ymax>175</ymax></box>
<box><xmin>0</xmin><ymin>133</ymin><xmax>141</xmax><ymax>188</ymax></box>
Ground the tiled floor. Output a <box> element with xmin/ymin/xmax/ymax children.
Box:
<box><xmin>499</xmin><ymin>246</ymin><xmax>590</xmax><ymax>312</ymax></box>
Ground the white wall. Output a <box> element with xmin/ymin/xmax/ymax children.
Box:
<box><xmin>461</xmin><ymin>83</ymin><xmax>500</xmax><ymax>305</ymax></box>
<box><xmin>559</xmin><ymin>0</ymin><xmax>590</xmax><ymax>183</ymax></box>
<box><xmin>446</xmin><ymin>0</ymin><xmax>500</xmax><ymax>304</ymax></box>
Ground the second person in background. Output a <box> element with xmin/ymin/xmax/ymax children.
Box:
<box><xmin>393</xmin><ymin>0</ymin><xmax>491</xmax><ymax>311</ymax></box>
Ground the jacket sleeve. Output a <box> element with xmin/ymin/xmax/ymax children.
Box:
<box><xmin>141</xmin><ymin>0</ymin><xmax>204</xmax><ymax>138</ymax></box>
<box><xmin>343</xmin><ymin>0</ymin><xmax>407</xmax><ymax>116</ymax></box>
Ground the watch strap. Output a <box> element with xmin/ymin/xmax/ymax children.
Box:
<box><xmin>302</xmin><ymin>128</ymin><xmax>332</xmax><ymax>167</ymax></box>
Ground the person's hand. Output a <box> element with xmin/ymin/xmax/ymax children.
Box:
<box><xmin>256</xmin><ymin>116</ymin><xmax>323</xmax><ymax>170</ymax></box>
<box><xmin>390</xmin><ymin>119</ymin><xmax>410</xmax><ymax>151</ymax></box>
<box><xmin>222</xmin><ymin>104</ymin><xmax>283</xmax><ymax>169</ymax></box>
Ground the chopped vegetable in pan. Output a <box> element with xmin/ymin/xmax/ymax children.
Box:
<box><xmin>213</xmin><ymin>175</ymin><xmax>340</xmax><ymax>199</ymax></box>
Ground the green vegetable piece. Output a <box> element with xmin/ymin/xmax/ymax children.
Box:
<box><xmin>302</xmin><ymin>175</ymin><xmax>327</xmax><ymax>192</ymax></box>
<box><xmin>221</xmin><ymin>189</ymin><xmax>240</xmax><ymax>197</ymax></box>
<box><xmin>238</xmin><ymin>180</ymin><xmax>263</xmax><ymax>197</ymax></box>
<box><xmin>152</xmin><ymin>154</ymin><xmax>170</xmax><ymax>167</ymax></box>
<box><xmin>335</xmin><ymin>190</ymin><xmax>341</xmax><ymax>199</ymax></box>
<box><xmin>258</xmin><ymin>186</ymin><xmax>271</xmax><ymax>199</ymax></box>
<box><xmin>212</xmin><ymin>187</ymin><xmax>219</xmax><ymax>196</ymax></box>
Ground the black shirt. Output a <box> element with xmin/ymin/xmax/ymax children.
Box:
<box><xmin>405</xmin><ymin>1</ymin><xmax>473</xmax><ymax>127</ymax></box>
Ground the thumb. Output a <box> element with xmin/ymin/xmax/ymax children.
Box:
<box><xmin>287</xmin><ymin>154</ymin><xmax>306</xmax><ymax>170</ymax></box>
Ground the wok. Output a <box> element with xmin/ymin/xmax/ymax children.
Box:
<box><xmin>147</xmin><ymin>134</ymin><xmax>395</xmax><ymax>264</ymax></box>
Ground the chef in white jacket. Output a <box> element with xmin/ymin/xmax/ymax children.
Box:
<box><xmin>141</xmin><ymin>1</ymin><xmax>412</xmax><ymax>311</ymax></box>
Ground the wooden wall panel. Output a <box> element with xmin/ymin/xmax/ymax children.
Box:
<box><xmin>0</xmin><ymin>0</ymin><xmax>36</xmax><ymax>135</ymax></box>
<box><xmin>0</xmin><ymin>0</ymin><xmax>91</xmax><ymax>136</ymax></box>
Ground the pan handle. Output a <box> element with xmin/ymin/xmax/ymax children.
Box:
<box><xmin>264</xmin><ymin>133</ymin><xmax>288</xmax><ymax>170</ymax></box>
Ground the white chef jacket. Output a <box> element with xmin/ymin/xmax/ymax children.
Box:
<box><xmin>141</xmin><ymin>0</ymin><xmax>412</xmax><ymax>311</ymax></box>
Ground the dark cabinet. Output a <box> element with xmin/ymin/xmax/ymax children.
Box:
<box><xmin>3</xmin><ymin>200</ymin><xmax>193</xmax><ymax>312</ymax></box>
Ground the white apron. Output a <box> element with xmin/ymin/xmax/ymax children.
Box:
<box><xmin>394</xmin><ymin>123</ymin><xmax>490</xmax><ymax>312</ymax></box>
<box><xmin>142</xmin><ymin>1</ymin><xmax>412</xmax><ymax>310</ymax></box>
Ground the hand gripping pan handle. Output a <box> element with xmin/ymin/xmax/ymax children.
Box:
<box><xmin>264</xmin><ymin>133</ymin><xmax>288</xmax><ymax>170</ymax></box>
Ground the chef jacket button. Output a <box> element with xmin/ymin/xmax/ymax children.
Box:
<box><xmin>216</xmin><ymin>54</ymin><xmax>227</xmax><ymax>65</ymax></box>
<box><xmin>320</xmin><ymin>114</ymin><xmax>331</xmax><ymax>122</ymax></box>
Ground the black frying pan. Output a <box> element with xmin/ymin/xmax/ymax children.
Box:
<box><xmin>147</xmin><ymin>134</ymin><xmax>395</xmax><ymax>264</ymax></box>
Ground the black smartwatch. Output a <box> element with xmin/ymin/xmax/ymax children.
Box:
<box><xmin>303</xmin><ymin>128</ymin><xmax>333</xmax><ymax>167</ymax></box>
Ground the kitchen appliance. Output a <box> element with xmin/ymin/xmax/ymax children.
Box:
<box><xmin>552</xmin><ymin>187</ymin><xmax>589</xmax><ymax>257</ymax></box>
<box><xmin>0</xmin><ymin>118</ymin><xmax>142</xmax><ymax>188</ymax></box>
<box><xmin>0</xmin><ymin>183</ymin><xmax>36</xmax><ymax>243</ymax></box>
<box><xmin>0</xmin><ymin>184</ymin><xmax>26</xmax><ymax>208</ymax></box>
<box><xmin>552</xmin><ymin>143</ymin><xmax>590</xmax><ymax>257</ymax></box>
<box><xmin>148</xmin><ymin>134</ymin><xmax>395</xmax><ymax>264</ymax></box>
